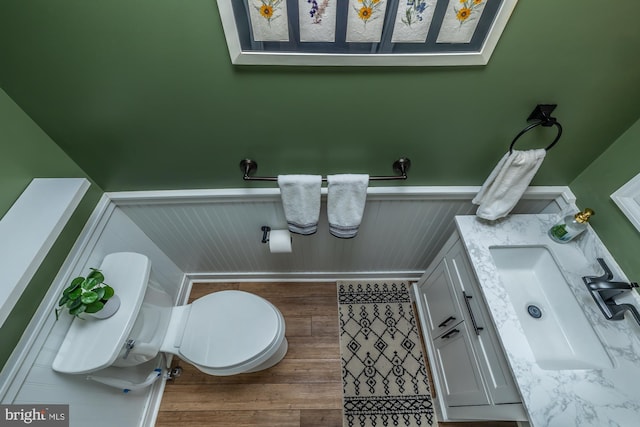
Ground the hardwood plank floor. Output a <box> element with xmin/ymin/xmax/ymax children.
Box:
<box><xmin>156</xmin><ymin>282</ymin><xmax>516</xmax><ymax>427</ymax></box>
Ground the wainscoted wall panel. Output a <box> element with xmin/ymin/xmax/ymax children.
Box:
<box><xmin>115</xmin><ymin>188</ymin><xmax>567</xmax><ymax>278</ymax></box>
<box><xmin>5</xmin><ymin>207</ymin><xmax>185</xmax><ymax>427</ymax></box>
<box><xmin>0</xmin><ymin>187</ymin><xmax>571</xmax><ymax>427</ymax></box>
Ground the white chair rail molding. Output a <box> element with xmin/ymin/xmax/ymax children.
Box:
<box><xmin>0</xmin><ymin>178</ymin><xmax>89</xmax><ymax>327</ymax></box>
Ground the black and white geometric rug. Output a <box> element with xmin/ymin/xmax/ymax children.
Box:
<box><xmin>338</xmin><ymin>281</ymin><xmax>438</xmax><ymax>427</ymax></box>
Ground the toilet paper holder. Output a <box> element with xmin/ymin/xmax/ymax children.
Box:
<box><xmin>261</xmin><ymin>226</ymin><xmax>271</xmax><ymax>244</ymax></box>
<box><xmin>262</xmin><ymin>226</ymin><xmax>293</xmax><ymax>253</ymax></box>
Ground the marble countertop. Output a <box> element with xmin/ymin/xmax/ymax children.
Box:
<box><xmin>455</xmin><ymin>214</ymin><xmax>640</xmax><ymax>427</ymax></box>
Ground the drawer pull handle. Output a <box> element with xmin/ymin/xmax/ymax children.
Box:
<box><xmin>463</xmin><ymin>291</ymin><xmax>484</xmax><ymax>336</ymax></box>
<box><xmin>442</xmin><ymin>328</ymin><xmax>460</xmax><ymax>339</ymax></box>
<box><xmin>438</xmin><ymin>316</ymin><xmax>456</xmax><ymax>328</ymax></box>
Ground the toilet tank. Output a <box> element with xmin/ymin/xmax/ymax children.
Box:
<box><xmin>53</xmin><ymin>252</ymin><xmax>151</xmax><ymax>374</ymax></box>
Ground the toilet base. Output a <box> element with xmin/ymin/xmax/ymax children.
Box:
<box><xmin>245</xmin><ymin>338</ymin><xmax>288</xmax><ymax>373</ymax></box>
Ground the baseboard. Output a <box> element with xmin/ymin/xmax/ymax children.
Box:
<box><xmin>141</xmin><ymin>377</ymin><xmax>167</xmax><ymax>427</ymax></box>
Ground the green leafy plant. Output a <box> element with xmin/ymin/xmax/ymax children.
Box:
<box><xmin>55</xmin><ymin>268</ymin><xmax>115</xmax><ymax>320</ymax></box>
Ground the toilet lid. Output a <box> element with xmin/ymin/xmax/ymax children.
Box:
<box><xmin>179</xmin><ymin>290</ymin><xmax>280</xmax><ymax>368</ymax></box>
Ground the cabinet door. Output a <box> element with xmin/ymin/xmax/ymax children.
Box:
<box><xmin>432</xmin><ymin>324</ymin><xmax>490</xmax><ymax>407</ymax></box>
<box><xmin>446</xmin><ymin>241</ymin><xmax>521</xmax><ymax>404</ymax></box>
<box><xmin>416</xmin><ymin>259</ymin><xmax>464</xmax><ymax>338</ymax></box>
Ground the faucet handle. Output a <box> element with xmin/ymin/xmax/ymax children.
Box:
<box><xmin>588</xmin><ymin>281</ymin><xmax>635</xmax><ymax>291</ymax></box>
<box><xmin>584</xmin><ymin>258</ymin><xmax>614</xmax><ymax>282</ymax></box>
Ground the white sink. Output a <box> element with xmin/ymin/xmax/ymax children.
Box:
<box><xmin>489</xmin><ymin>245</ymin><xmax>613</xmax><ymax>370</ymax></box>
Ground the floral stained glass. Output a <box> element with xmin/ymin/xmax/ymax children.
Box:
<box><xmin>436</xmin><ymin>0</ymin><xmax>487</xmax><ymax>43</ymax></box>
<box><xmin>391</xmin><ymin>0</ymin><xmax>438</xmax><ymax>43</ymax></box>
<box><xmin>345</xmin><ymin>0</ymin><xmax>389</xmax><ymax>42</ymax></box>
<box><xmin>299</xmin><ymin>0</ymin><xmax>337</xmax><ymax>42</ymax></box>
<box><xmin>248</xmin><ymin>0</ymin><xmax>290</xmax><ymax>41</ymax></box>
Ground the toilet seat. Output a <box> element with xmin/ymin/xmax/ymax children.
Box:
<box><xmin>161</xmin><ymin>290</ymin><xmax>286</xmax><ymax>375</ymax></box>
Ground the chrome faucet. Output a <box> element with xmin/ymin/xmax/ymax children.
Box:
<box><xmin>583</xmin><ymin>258</ymin><xmax>640</xmax><ymax>326</ymax></box>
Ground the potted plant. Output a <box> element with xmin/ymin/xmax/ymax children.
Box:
<box><xmin>55</xmin><ymin>268</ymin><xmax>119</xmax><ymax>320</ymax></box>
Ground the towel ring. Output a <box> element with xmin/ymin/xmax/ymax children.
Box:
<box><xmin>509</xmin><ymin>104</ymin><xmax>563</xmax><ymax>154</ymax></box>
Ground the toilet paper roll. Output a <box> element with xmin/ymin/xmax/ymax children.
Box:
<box><xmin>269</xmin><ymin>229</ymin><xmax>292</xmax><ymax>253</ymax></box>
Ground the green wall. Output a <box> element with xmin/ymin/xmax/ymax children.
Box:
<box><xmin>571</xmin><ymin>118</ymin><xmax>640</xmax><ymax>282</ymax></box>
<box><xmin>0</xmin><ymin>0</ymin><xmax>639</xmax><ymax>372</ymax></box>
<box><xmin>1</xmin><ymin>0</ymin><xmax>639</xmax><ymax>191</ymax></box>
<box><xmin>0</xmin><ymin>89</ymin><xmax>102</xmax><ymax>370</ymax></box>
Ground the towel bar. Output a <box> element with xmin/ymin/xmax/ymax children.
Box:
<box><xmin>509</xmin><ymin>104</ymin><xmax>563</xmax><ymax>154</ymax></box>
<box><xmin>239</xmin><ymin>158</ymin><xmax>411</xmax><ymax>182</ymax></box>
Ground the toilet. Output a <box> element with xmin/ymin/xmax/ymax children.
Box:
<box><xmin>53</xmin><ymin>252</ymin><xmax>288</xmax><ymax>379</ymax></box>
<box><xmin>153</xmin><ymin>289</ymin><xmax>287</xmax><ymax>375</ymax></box>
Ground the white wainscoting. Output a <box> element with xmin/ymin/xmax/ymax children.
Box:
<box><xmin>111</xmin><ymin>186</ymin><xmax>572</xmax><ymax>280</ymax></box>
<box><xmin>1</xmin><ymin>202</ymin><xmax>185</xmax><ymax>427</ymax></box>
<box><xmin>0</xmin><ymin>185</ymin><xmax>573</xmax><ymax>427</ymax></box>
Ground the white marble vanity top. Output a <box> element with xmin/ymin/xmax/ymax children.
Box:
<box><xmin>455</xmin><ymin>214</ymin><xmax>640</xmax><ymax>427</ymax></box>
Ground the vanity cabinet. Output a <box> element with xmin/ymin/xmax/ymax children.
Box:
<box><xmin>414</xmin><ymin>231</ymin><xmax>527</xmax><ymax>421</ymax></box>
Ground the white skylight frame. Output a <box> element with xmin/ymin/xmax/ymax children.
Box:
<box><xmin>216</xmin><ymin>0</ymin><xmax>517</xmax><ymax>66</ymax></box>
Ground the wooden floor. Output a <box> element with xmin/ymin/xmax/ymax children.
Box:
<box><xmin>156</xmin><ymin>282</ymin><xmax>516</xmax><ymax>427</ymax></box>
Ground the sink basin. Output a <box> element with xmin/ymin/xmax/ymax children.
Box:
<box><xmin>489</xmin><ymin>245</ymin><xmax>613</xmax><ymax>370</ymax></box>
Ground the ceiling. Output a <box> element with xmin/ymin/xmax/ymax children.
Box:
<box><xmin>1</xmin><ymin>0</ymin><xmax>640</xmax><ymax>191</ymax></box>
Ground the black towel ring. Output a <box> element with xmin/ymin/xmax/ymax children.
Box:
<box><xmin>509</xmin><ymin>104</ymin><xmax>563</xmax><ymax>154</ymax></box>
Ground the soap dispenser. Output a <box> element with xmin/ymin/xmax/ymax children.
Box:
<box><xmin>548</xmin><ymin>208</ymin><xmax>594</xmax><ymax>243</ymax></box>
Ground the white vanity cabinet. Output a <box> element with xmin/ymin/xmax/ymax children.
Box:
<box><xmin>414</xmin><ymin>231</ymin><xmax>527</xmax><ymax>422</ymax></box>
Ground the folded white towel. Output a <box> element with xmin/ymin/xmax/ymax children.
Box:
<box><xmin>278</xmin><ymin>175</ymin><xmax>322</xmax><ymax>235</ymax></box>
<box><xmin>472</xmin><ymin>149</ymin><xmax>546</xmax><ymax>220</ymax></box>
<box><xmin>327</xmin><ymin>174</ymin><xmax>369</xmax><ymax>238</ymax></box>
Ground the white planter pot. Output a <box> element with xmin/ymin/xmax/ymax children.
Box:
<box><xmin>88</xmin><ymin>294</ymin><xmax>121</xmax><ymax>319</ymax></box>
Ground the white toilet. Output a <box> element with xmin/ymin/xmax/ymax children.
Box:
<box><xmin>53</xmin><ymin>252</ymin><xmax>288</xmax><ymax>380</ymax></box>
<box><xmin>145</xmin><ymin>289</ymin><xmax>287</xmax><ymax>375</ymax></box>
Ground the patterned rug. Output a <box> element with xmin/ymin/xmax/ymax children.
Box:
<box><xmin>338</xmin><ymin>281</ymin><xmax>437</xmax><ymax>427</ymax></box>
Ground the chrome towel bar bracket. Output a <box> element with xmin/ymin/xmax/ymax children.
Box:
<box><xmin>239</xmin><ymin>157</ymin><xmax>411</xmax><ymax>182</ymax></box>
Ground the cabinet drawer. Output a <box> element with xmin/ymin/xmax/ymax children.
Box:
<box><xmin>417</xmin><ymin>259</ymin><xmax>464</xmax><ymax>338</ymax></box>
<box><xmin>432</xmin><ymin>323</ymin><xmax>490</xmax><ymax>407</ymax></box>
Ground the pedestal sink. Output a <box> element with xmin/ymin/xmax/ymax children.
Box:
<box><xmin>489</xmin><ymin>245</ymin><xmax>613</xmax><ymax>370</ymax></box>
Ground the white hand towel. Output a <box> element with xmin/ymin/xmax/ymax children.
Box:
<box><xmin>278</xmin><ymin>175</ymin><xmax>322</xmax><ymax>235</ymax></box>
<box><xmin>472</xmin><ymin>149</ymin><xmax>546</xmax><ymax>220</ymax></box>
<box><xmin>327</xmin><ymin>174</ymin><xmax>369</xmax><ymax>238</ymax></box>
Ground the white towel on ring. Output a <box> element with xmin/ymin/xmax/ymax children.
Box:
<box><xmin>277</xmin><ymin>175</ymin><xmax>322</xmax><ymax>235</ymax></box>
<box><xmin>472</xmin><ymin>149</ymin><xmax>546</xmax><ymax>220</ymax></box>
<box><xmin>327</xmin><ymin>174</ymin><xmax>369</xmax><ymax>238</ymax></box>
